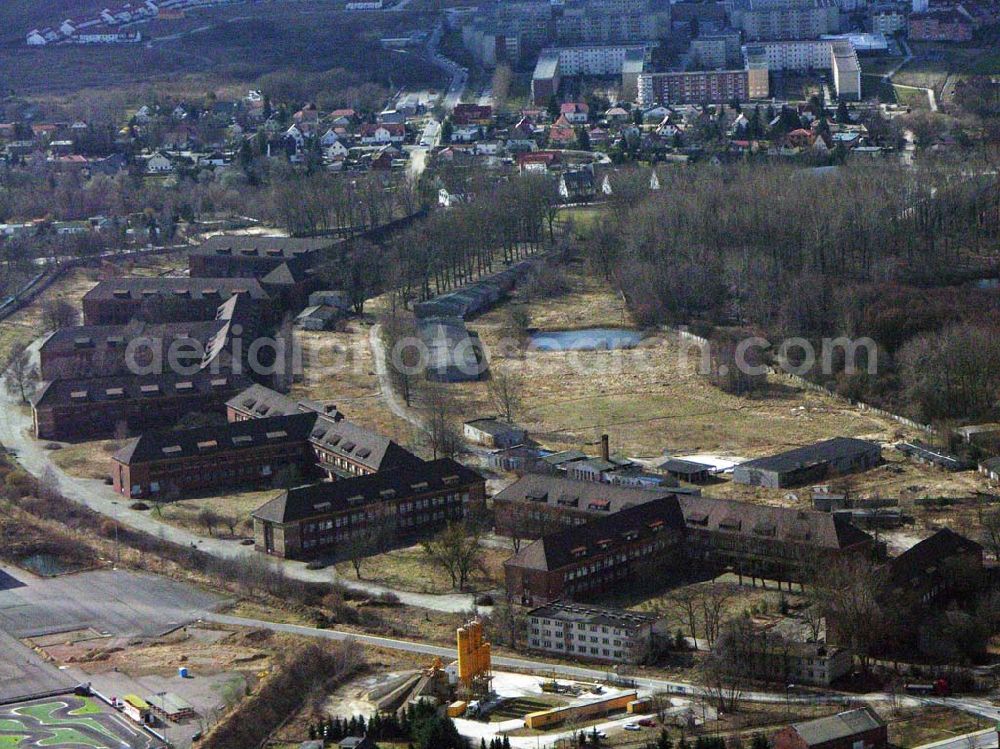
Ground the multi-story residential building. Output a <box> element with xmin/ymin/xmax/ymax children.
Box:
<box><xmin>532</xmin><ymin>45</ymin><xmax>651</xmax><ymax>104</ymax></box>
<box><xmin>111</xmin><ymin>412</ymin><xmax>318</xmax><ymax>499</ymax></box>
<box><xmin>728</xmin><ymin>0</ymin><xmax>841</xmax><ymax>40</ymax></box>
<box><xmin>637</xmin><ymin>68</ymin><xmax>752</xmax><ymax>105</ymax></box>
<box><xmin>907</xmin><ymin>9</ymin><xmax>973</xmax><ymax>41</ymax></box>
<box><xmin>31</xmin><ymin>370</ymin><xmax>252</xmax><ymax>440</ymax></box>
<box><xmin>252</xmin><ymin>458</ymin><xmax>486</xmax><ymax>559</ymax></box>
<box><xmin>553</xmin><ymin>7</ymin><xmax>669</xmax><ymax>44</ymax></box>
<box><xmin>504</xmin><ymin>496</ymin><xmax>688</xmax><ymax>605</ymax></box>
<box><xmin>82</xmin><ymin>277</ymin><xmax>270</xmax><ymax>326</ymax></box>
<box><xmin>526</xmin><ymin>601</ymin><xmax>664</xmax><ymax>664</ymax></box>
<box><xmin>691</xmin><ymin>30</ymin><xmax>744</xmax><ymax>68</ymax></box>
<box><xmin>868</xmin><ymin>6</ymin><xmax>908</xmax><ymax>34</ymax></box>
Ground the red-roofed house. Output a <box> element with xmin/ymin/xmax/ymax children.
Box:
<box><xmin>360</xmin><ymin>123</ymin><xmax>405</xmax><ymax>145</ymax></box>
<box><xmin>560</xmin><ymin>102</ymin><xmax>590</xmax><ymax>124</ymax></box>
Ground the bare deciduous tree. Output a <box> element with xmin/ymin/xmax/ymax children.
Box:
<box><xmin>487</xmin><ymin>364</ymin><xmax>524</xmax><ymax>424</ymax></box>
<box><xmin>4</xmin><ymin>340</ymin><xmax>39</xmax><ymax>404</ymax></box>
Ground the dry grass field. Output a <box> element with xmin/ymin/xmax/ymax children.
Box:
<box><xmin>443</xmin><ymin>263</ymin><xmax>916</xmax><ymax>464</ymax></box>
<box><xmin>334</xmin><ymin>542</ymin><xmax>508</xmax><ymax>595</ymax></box>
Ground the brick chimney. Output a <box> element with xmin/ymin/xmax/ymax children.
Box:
<box><xmin>601</xmin><ymin>434</ymin><xmax>610</xmax><ymax>462</ymax></box>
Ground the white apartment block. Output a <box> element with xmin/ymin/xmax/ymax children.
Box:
<box><xmin>526</xmin><ymin>601</ymin><xmax>663</xmax><ymax>664</ymax></box>
<box><xmin>745</xmin><ymin>39</ymin><xmax>860</xmax><ymax>99</ymax></box>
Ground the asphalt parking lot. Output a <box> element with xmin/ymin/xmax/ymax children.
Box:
<box><xmin>0</xmin><ymin>629</ymin><xmax>76</xmax><ymax>703</ymax></box>
<box><xmin>0</xmin><ymin>565</ymin><xmax>223</xmax><ymax>703</ymax></box>
<box><xmin>0</xmin><ymin>566</ymin><xmax>223</xmax><ymax>639</ymax></box>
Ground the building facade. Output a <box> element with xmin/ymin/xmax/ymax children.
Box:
<box><xmin>526</xmin><ymin>601</ymin><xmax>662</xmax><ymax>664</ymax></box>
<box><xmin>637</xmin><ymin>69</ymin><xmax>751</xmax><ymax>105</ymax></box>
<box><xmin>733</xmin><ymin>437</ymin><xmax>880</xmax><ymax>488</ymax></box>
<box><xmin>252</xmin><ymin>458</ymin><xmax>486</xmax><ymax>559</ymax></box>
<box><xmin>82</xmin><ymin>277</ymin><xmax>269</xmax><ymax>326</ymax></box>
<box><xmin>111</xmin><ymin>412</ymin><xmax>317</xmax><ymax>499</ymax></box>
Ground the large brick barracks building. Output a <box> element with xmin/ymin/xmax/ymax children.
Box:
<box><xmin>112</xmin><ymin>412</ymin><xmax>318</xmax><ymax>499</ymax></box>
<box><xmin>82</xmin><ymin>277</ymin><xmax>270</xmax><ymax>326</ymax></box>
<box><xmin>251</xmin><ymin>458</ymin><xmax>486</xmax><ymax>559</ymax></box>
<box><xmin>502</xmin><ymin>475</ymin><xmax>877</xmax><ymax>605</ymax></box>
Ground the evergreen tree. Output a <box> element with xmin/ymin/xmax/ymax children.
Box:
<box><xmin>752</xmin><ymin>734</ymin><xmax>771</xmax><ymax>749</ymax></box>
<box><xmin>658</xmin><ymin>729</ymin><xmax>674</xmax><ymax>749</ymax></box>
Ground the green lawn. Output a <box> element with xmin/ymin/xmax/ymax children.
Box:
<box><xmin>0</xmin><ymin>735</ymin><xmax>27</xmax><ymax>748</ymax></box>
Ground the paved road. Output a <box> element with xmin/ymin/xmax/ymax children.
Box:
<box><xmin>0</xmin><ymin>630</ymin><xmax>75</xmax><ymax>703</ymax></box>
<box><xmin>0</xmin><ymin>341</ymin><xmax>479</xmax><ymax>614</ymax></box>
<box><xmin>914</xmin><ymin>728</ymin><xmax>998</xmax><ymax>749</ymax></box>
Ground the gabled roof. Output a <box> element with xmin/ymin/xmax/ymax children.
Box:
<box><xmin>261</xmin><ymin>258</ymin><xmax>312</xmax><ymax>286</ymax></box>
<box><xmin>495</xmin><ymin>474</ymin><xmax>670</xmax><ymax>515</ymax></box>
<box><xmin>678</xmin><ymin>495</ymin><xmax>872</xmax><ymax>550</ymax></box>
<box><xmin>84</xmin><ymin>277</ymin><xmax>269</xmax><ymax>302</ymax></box>
<box><xmin>32</xmin><ymin>370</ymin><xmax>251</xmax><ymax>408</ymax></box>
<box><xmin>252</xmin><ymin>458</ymin><xmax>483</xmax><ymax>524</ymax></box>
<box><xmin>114</xmin><ymin>412</ymin><xmax>316</xmax><ymax>464</ymax></box>
<box><xmin>507</xmin><ymin>496</ymin><xmax>685</xmax><ymax>572</ymax></box>
<box><xmin>790</xmin><ymin>708</ymin><xmax>884</xmax><ymax>747</ymax></box>
<box><xmin>309</xmin><ymin>413</ymin><xmax>422</xmax><ymax>473</ymax></box>
<box><xmin>737</xmin><ymin>438</ymin><xmax>880</xmax><ymax>474</ymax></box>
<box><xmin>226</xmin><ymin>383</ymin><xmax>336</xmax><ymax>420</ymax></box>
<box><xmin>192</xmin><ymin>235</ymin><xmax>331</xmax><ymax>259</ymax></box>
<box><xmin>887</xmin><ymin>528</ymin><xmax>983</xmax><ymax>587</ymax></box>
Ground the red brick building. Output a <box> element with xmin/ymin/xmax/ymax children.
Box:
<box><xmin>773</xmin><ymin>708</ymin><xmax>887</xmax><ymax>749</ymax></box>
<box><xmin>189</xmin><ymin>235</ymin><xmax>331</xmax><ymax>279</ymax></box>
<box><xmin>504</xmin><ymin>496</ymin><xmax>688</xmax><ymax>605</ymax></box>
<box><xmin>252</xmin><ymin>458</ymin><xmax>486</xmax><ymax>559</ymax></box>
<box><xmin>31</xmin><ymin>371</ymin><xmax>252</xmax><ymax>441</ymax></box>
<box><xmin>908</xmin><ymin>10</ymin><xmax>973</xmax><ymax>41</ymax></box>
<box><xmin>81</xmin><ymin>277</ymin><xmax>270</xmax><ymax>326</ymax></box>
<box><xmin>227</xmin><ymin>384</ymin><xmax>422</xmax><ymax>479</ymax></box>
<box><xmin>111</xmin><ymin>412</ymin><xmax>317</xmax><ymax>499</ymax></box>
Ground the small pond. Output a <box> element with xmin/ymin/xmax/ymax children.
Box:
<box><xmin>529</xmin><ymin>328</ymin><xmax>644</xmax><ymax>352</ymax></box>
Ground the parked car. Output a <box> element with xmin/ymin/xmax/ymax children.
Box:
<box><xmin>624</xmin><ymin>724</ymin><xmax>641</xmax><ymax>732</ymax></box>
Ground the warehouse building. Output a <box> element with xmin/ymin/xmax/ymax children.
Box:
<box><xmin>732</xmin><ymin>437</ymin><xmax>881</xmax><ymax>488</ymax></box>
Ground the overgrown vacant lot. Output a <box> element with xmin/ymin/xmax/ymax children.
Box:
<box><xmin>334</xmin><ymin>542</ymin><xmax>508</xmax><ymax>594</ymax></box>
<box><xmin>447</xmin><ymin>265</ymin><xmax>911</xmax><ymax>462</ymax></box>
<box><xmin>0</xmin><ymin>267</ymin><xmax>98</xmax><ymax>365</ymax></box>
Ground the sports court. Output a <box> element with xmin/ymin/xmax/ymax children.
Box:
<box><xmin>0</xmin><ymin>695</ymin><xmax>161</xmax><ymax>749</ymax></box>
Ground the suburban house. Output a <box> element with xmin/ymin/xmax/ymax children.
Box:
<box><xmin>463</xmin><ymin>418</ymin><xmax>527</xmax><ymax>449</ymax></box>
<box><xmin>251</xmin><ymin>458</ymin><xmax>486</xmax><ymax>559</ymax></box>
<box><xmin>772</xmin><ymin>708</ymin><xmax>887</xmax><ymax>749</ymax></box>
<box><xmin>360</xmin><ymin>123</ymin><xmax>405</xmax><ymax>145</ymax></box>
<box><xmin>525</xmin><ymin>601</ymin><xmax>664</xmax><ymax>664</ymax></box>
<box><xmin>560</xmin><ymin>102</ymin><xmax>590</xmax><ymax>124</ymax></box>
<box><xmin>111</xmin><ymin>412</ymin><xmax>318</xmax><ymax>499</ymax></box>
<box><xmin>732</xmin><ymin>438</ymin><xmax>882</xmax><ymax>488</ymax></box>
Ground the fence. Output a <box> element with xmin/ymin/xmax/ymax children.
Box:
<box><xmin>670</xmin><ymin>327</ymin><xmax>937</xmax><ymax>436</ymax></box>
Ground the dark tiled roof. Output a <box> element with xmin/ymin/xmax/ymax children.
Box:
<box><xmin>737</xmin><ymin>437</ymin><xmax>880</xmax><ymax>474</ymax></box>
<box><xmin>507</xmin><ymin>496</ymin><xmax>685</xmax><ymax>572</ymax></box>
<box><xmin>309</xmin><ymin>414</ymin><xmax>422</xmax><ymax>473</ymax></box>
<box><xmin>83</xmin><ymin>277</ymin><xmax>269</xmax><ymax>302</ymax></box>
<box><xmin>192</xmin><ymin>235</ymin><xmax>332</xmax><ymax>258</ymax></box>
<box><xmin>113</xmin><ymin>412</ymin><xmax>316</xmax><ymax>464</ymax></box>
<box><xmin>657</xmin><ymin>458</ymin><xmax>714</xmax><ymax>475</ymax></box>
<box><xmin>887</xmin><ymin>528</ymin><xmax>983</xmax><ymax>586</ymax></box>
<box><xmin>32</xmin><ymin>370</ymin><xmax>252</xmax><ymax>408</ymax></box>
<box><xmin>261</xmin><ymin>258</ymin><xmax>313</xmax><ymax>286</ymax></box>
<box><xmin>494</xmin><ymin>474</ymin><xmax>671</xmax><ymax>515</ymax></box>
<box><xmin>679</xmin><ymin>495</ymin><xmax>872</xmax><ymax>550</ymax></box>
<box><xmin>42</xmin><ymin>320</ymin><xmax>226</xmax><ymax>357</ymax></box>
<box><xmin>227</xmin><ymin>383</ymin><xmax>336</xmax><ymax>420</ymax></box>
<box><xmin>791</xmin><ymin>708</ymin><xmax>884</xmax><ymax>747</ymax></box>
<box><xmin>252</xmin><ymin>458</ymin><xmax>483</xmax><ymax>524</ymax></box>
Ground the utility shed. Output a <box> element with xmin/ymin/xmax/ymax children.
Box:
<box><xmin>772</xmin><ymin>708</ymin><xmax>887</xmax><ymax>749</ymax></box>
<box><xmin>657</xmin><ymin>458</ymin><xmax>714</xmax><ymax>483</ymax></box>
<box><xmin>896</xmin><ymin>440</ymin><xmax>971</xmax><ymax>471</ymax></box>
<box><xmin>733</xmin><ymin>438</ymin><xmax>881</xmax><ymax>488</ymax></box>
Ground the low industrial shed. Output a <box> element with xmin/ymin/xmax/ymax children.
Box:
<box><xmin>733</xmin><ymin>437</ymin><xmax>882</xmax><ymax>489</ymax></box>
<box><xmin>463</xmin><ymin>418</ymin><xmax>526</xmax><ymax>448</ymax></box>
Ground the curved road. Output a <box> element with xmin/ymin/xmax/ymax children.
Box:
<box><xmin>0</xmin><ymin>340</ymin><xmax>479</xmax><ymax>613</ymax></box>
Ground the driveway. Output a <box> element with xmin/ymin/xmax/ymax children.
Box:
<box><xmin>0</xmin><ymin>340</ymin><xmax>479</xmax><ymax>614</ymax></box>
